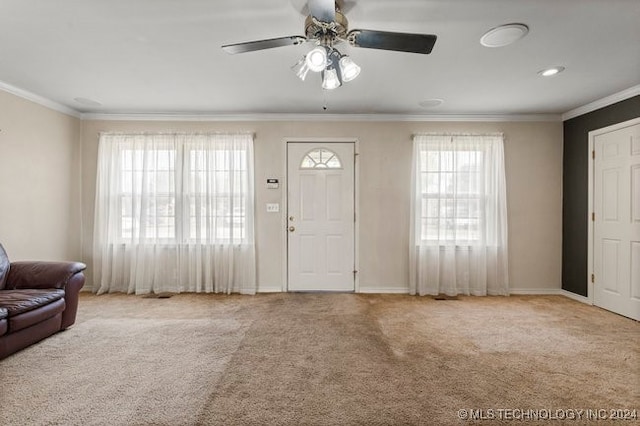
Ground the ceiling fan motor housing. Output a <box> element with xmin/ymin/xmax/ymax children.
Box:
<box><xmin>305</xmin><ymin>10</ymin><xmax>348</xmax><ymax>45</ymax></box>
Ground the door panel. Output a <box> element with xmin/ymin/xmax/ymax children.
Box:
<box><xmin>593</xmin><ymin>121</ymin><xmax>640</xmax><ymax>320</ymax></box>
<box><xmin>633</xmin><ymin>165</ymin><xmax>640</xmax><ymax>221</ymax></box>
<box><xmin>602</xmin><ymin>169</ymin><xmax>619</xmax><ymax>221</ymax></box>
<box><xmin>601</xmin><ymin>239</ymin><xmax>619</xmax><ymax>294</ymax></box>
<box><xmin>288</xmin><ymin>142</ymin><xmax>355</xmax><ymax>291</ymax></box>
<box><xmin>632</xmin><ymin>243</ymin><xmax>640</xmax><ymax>299</ymax></box>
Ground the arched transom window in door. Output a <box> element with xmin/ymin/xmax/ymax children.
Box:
<box><xmin>300</xmin><ymin>148</ymin><xmax>342</xmax><ymax>169</ymax></box>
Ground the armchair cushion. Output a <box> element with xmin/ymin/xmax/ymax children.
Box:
<box><xmin>0</xmin><ymin>289</ymin><xmax>65</xmax><ymax>316</ymax></box>
<box><xmin>6</xmin><ymin>261</ymin><xmax>86</xmax><ymax>290</ymax></box>
<box><xmin>0</xmin><ymin>244</ymin><xmax>9</xmax><ymax>290</ymax></box>
<box><xmin>5</xmin><ymin>295</ymin><xmax>65</xmax><ymax>333</ymax></box>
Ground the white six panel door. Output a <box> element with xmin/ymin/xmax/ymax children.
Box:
<box><xmin>593</xmin><ymin>121</ymin><xmax>640</xmax><ymax>320</ymax></box>
<box><xmin>287</xmin><ymin>142</ymin><xmax>355</xmax><ymax>291</ymax></box>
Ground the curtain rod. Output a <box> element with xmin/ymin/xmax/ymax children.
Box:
<box><xmin>412</xmin><ymin>132</ymin><xmax>504</xmax><ymax>137</ymax></box>
<box><xmin>99</xmin><ymin>131</ymin><xmax>255</xmax><ymax>137</ymax></box>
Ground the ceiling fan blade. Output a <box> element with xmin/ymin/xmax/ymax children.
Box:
<box><xmin>222</xmin><ymin>36</ymin><xmax>306</xmax><ymax>54</ymax></box>
<box><xmin>308</xmin><ymin>0</ymin><xmax>336</xmax><ymax>22</ymax></box>
<box><xmin>348</xmin><ymin>29</ymin><xmax>437</xmax><ymax>54</ymax></box>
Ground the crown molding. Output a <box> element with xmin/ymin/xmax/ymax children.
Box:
<box><xmin>0</xmin><ymin>80</ymin><xmax>81</xmax><ymax>118</ymax></box>
<box><xmin>80</xmin><ymin>112</ymin><xmax>561</xmax><ymax>122</ymax></box>
<box><xmin>0</xmin><ymin>79</ymin><xmax>561</xmax><ymax>123</ymax></box>
<box><xmin>562</xmin><ymin>84</ymin><xmax>640</xmax><ymax>121</ymax></box>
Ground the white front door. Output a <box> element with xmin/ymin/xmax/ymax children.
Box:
<box><xmin>593</xmin><ymin>120</ymin><xmax>640</xmax><ymax>320</ymax></box>
<box><xmin>287</xmin><ymin>142</ymin><xmax>355</xmax><ymax>291</ymax></box>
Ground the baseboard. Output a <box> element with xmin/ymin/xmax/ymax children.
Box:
<box><xmin>257</xmin><ymin>286</ymin><xmax>284</xmax><ymax>293</ymax></box>
<box><xmin>256</xmin><ymin>287</ymin><xmax>592</xmax><ymax>301</ymax></box>
<box><xmin>508</xmin><ymin>288</ymin><xmax>562</xmax><ymax>295</ymax></box>
<box><xmin>560</xmin><ymin>289</ymin><xmax>592</xmax><ymax>305</ymax></box>
<box><xmin>82</xmin><ymin>285</ymin><xmax>590</xmax><ymax>300</ymax></box>
<box><xmin>357</xmin><ymin>287</ymin><xmax>410</xmax><ymax>294</ymax></box>
<box><xmin>508</xmin><ymin>288</ymin><xmax>593</xmax><ymax>305</ymax></box>
<box><xmin>258</xmin><ymin>287</ymin><xmax>411</xmax><ymax>294</ymax></box>
<box><xmin>360</xmin><ymin>288</ymin><xmax>569</xmax><ymax>295</ymax></box>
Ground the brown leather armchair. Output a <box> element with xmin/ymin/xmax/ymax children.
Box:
<box><xmin>0</xmin><ymin>244</ymin><xmax>86</xmax><ymax>360</ymax></box>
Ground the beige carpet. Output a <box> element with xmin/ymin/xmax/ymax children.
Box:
<box><xmin>0</xmin><ymin>293</ymin><xmax>638</xmax><ymax>425</ymax></box>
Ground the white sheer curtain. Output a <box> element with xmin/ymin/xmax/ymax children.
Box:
<box><xmin>93</xmin><ymin>132</ymin><xmax>256</xmax><ymax>295</ymax></box>
<box><xmin>410</xmin><ymin>134</ymin><xmax>509</xmax><ymax>296</ymax></box>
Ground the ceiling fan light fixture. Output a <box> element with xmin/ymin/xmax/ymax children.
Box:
<box><xmin>306</xmin><ymin>46</ymin><xmax>328</xmax><ymax>72</ymax></box>
<box><xmin>223</xmin><ymin>2</ymin><xmax>439</xmax><ymax>93</ymax></box>
<box><xmin>291</xmin><ymin>57</ymin><xmax>311</xmax><ymax>81</ymax></box>
<box><xmin>321</xmin><ymin>67</ymin><xmax>341</xmax><ymax>90</ymax></box>
<box><xmin>339</xmin><ymin>55</ymin><xmax>361</xmax><ymax>82</ymax></box>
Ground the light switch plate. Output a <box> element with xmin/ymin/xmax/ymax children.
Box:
<box><xmin>266</xmin><ymin>203</ymin><xmax>280</xmax><ymax>213</ymax></box>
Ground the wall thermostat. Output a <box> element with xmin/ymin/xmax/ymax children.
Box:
<box><xmin>267</xmin><ymin>178</ymin><xmax>279</xmax><ymax>189</ymax></box>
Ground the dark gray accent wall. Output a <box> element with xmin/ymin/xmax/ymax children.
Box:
<box><xmin>562</xmin><ymin>95</ymin><xmax>640</xmax><ymax>296</ymax></box>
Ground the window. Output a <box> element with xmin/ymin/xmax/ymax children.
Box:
<box><xmin>186</xmin><ymin>147</ymin><xmax>248</xmax><ymax>241</ymax></box>
<box><xmin>120</xmin><ymin>148</ymin><xmax>176</xmax><ymax>240</ymax></box>
<box><xmin>94</xmin><ymin>133</ymin><xmax>256</xmax><ymax>295</ymax></box>
<box><xmin>410</xmin><ymin>134</ymin><xmax>509</xmax><ymax>296</ymax></box>
<box><xmin>419</xmin><ymin>148</ymin><xmax>484</xmax><ymax>243</ymax></box>
<box><xmin>108</xmin><ymin>137</ymin><xmax>251</xmax><ymax>244</ymax></box>
<box><xmin>300</xmin><ymin>148</ymin><xmax>342</xmax><ymax>169</ymax></box>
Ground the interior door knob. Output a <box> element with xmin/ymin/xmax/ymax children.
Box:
<box><xmin>288</xmin><ymin>226</ymin><xmax>295</xmax><ymax>232</ymax></box>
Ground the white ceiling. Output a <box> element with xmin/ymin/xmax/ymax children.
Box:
<box><xmin>1</xmin><ymin>0</ymin><xmax>639</xmax><ymax>117</ymax></box>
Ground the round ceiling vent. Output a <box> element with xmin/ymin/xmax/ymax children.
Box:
<box><xmin>419</xmin><ymin>99</ymin><xmax>444</xmax><ymax>108</ymax></box>
<box><xmin>480</xmin><ymin>23</ymin><xmax>529</xmax><ymax>47</ymax></box>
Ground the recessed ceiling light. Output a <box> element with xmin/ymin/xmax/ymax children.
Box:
<box><xmin>480</xmin><ymin>23</ymin><xmax>529</xmax><ymax>47</ymax></box>
<box><xmin>73</xmin><ymin>97</ymin><xmax>102</xmax><ymax>107</ymax></box>
<box><xmin>419</xmin><ymin>99</ymin><xmax>444</xmax><ymax>108</ymax></box>
<box><xmin>538</xmin><ymin>66</ymin><xmax>565</xmax><ymax>77</ymax></box>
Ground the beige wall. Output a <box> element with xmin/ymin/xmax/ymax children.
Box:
<box><xmin>0</xmin><ymin>90</ymin><xmax>81</xmax><ymax>261</ymax></box>
<box><xmin>80</xmin><ymin>119</ymin><xmax>563</xmax><ymax>293</ymax></box>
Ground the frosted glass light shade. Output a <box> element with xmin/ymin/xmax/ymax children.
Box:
<box><xmin>339</xmin><ymin>56</ymin><xmax>360</xmax><ymax>82</ymax></box>
<box><xmin>322</xmin><ymin>68</ymin><xmax>341</xmax><ymax>90</ymax></box>
<box><xmin>306</xmin><ymin>47</ymin><xmax>328</xmax><ymax>72</ymax></box>
<box><xmin>291</xmin><ymin>58</ymin><xmax>311</xmax><ymax>81</ymax></box>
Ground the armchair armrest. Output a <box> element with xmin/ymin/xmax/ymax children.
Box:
<box><xmin>6</xmin><ymin>261</ymin><xmax>87</xmax><ymax>290</ymax></box>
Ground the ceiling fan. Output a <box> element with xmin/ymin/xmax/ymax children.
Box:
<box><xmin>221</xmin><ymin>0</ymin><xmax>437</xmax><ymax>90</ymax></box>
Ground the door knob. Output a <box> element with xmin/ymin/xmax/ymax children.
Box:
<box><xmin>288</xmin><ymin>226</ymin><xmax>295</xmax><ymax>232</ymax></box>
